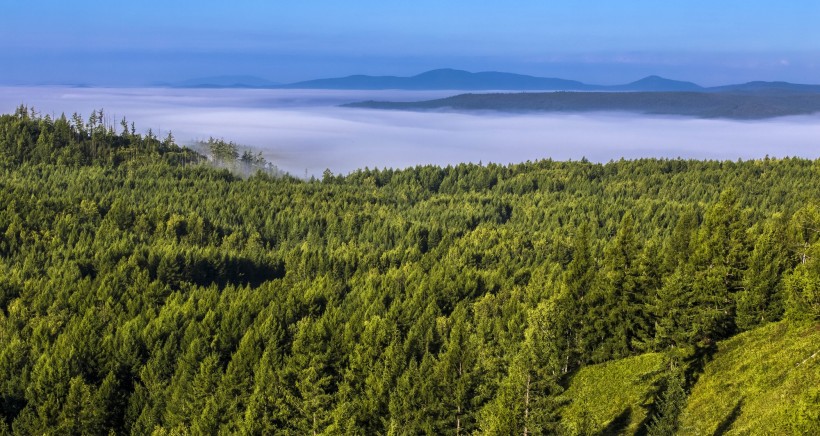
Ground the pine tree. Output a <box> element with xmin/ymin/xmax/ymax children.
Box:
<box><xmin>690</xmin><ymin>189</ymin><xmax>750</xmax><ymax>343</ymax></box>
<box><xmin>588</xmin><ymin>212</ymin><xmax>646</xmax><ymax>361</ymax></box>
<box><xmin>433</xmin><ymin>304</ymin><xmax>479</xmax><ymax>434</ymax></box>
<box><xmin>564</xmin><ymin>222</ymin><xmax>598</xmax><ymax>364</ymax></box>
<box><xmin>57</xmin><ymin>377</ymin><xmax>104</xmax><ymax>435</ymax></box>
<box><xmin>736</xmin><ymin>215</ymin><xmax>790</xmax><ymax>330</ymax></box>
<box><xmin>646</xmin><ymin>368</ymin><xmax>686</xmax><ymax>436</ymax></box>
<box><xmin>783</xmin><ymin>240</ymin><xmax>820</xmax><ymax>321</ymax></box>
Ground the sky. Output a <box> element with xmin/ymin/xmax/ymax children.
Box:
<box><xmin>2</xmin><ymin>1</ymin><xmax>820</xmax><ymax>86</ymax></box>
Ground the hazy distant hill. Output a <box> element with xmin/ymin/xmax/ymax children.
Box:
<box><xmin>279</xmin><ymin>68</ymin><xmax>593</xmax><ymax>90</ymax></box>
<box><xmin>166</xmin><ymin>69</ymin><xmax>820</xmax><ymax>93</ymax></box>
<box><xmin>709</xmin><ymin>81</ymin><xmax>820</xmax><ymax>94</ymax></box>
<box><xmin>607</xmin><ymin>75</ymin><xmax>703</xmax><ymax>92</ymax></box>
<box><xmin>279</xmin><ymin>69</ymin><xmax>820</xmax><ymax>93</ymax></box>
<box><xmin>344</xmin><ymin>91</ymin><xmax>820</xmax><ymax>119</ymax></box>
<box><xmin>280</xmin><ymin>69</ymin><xmax>712</xmax><ymax>91</ymax></box>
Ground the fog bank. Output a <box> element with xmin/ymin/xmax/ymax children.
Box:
<box><xmin>2</xmin><ymin>87</ymin><xmax>819</xmax><ymax>176</ymax></box>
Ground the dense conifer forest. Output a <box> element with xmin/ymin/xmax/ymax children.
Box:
<box><xmin>0</xmin><ymin>106</ymin><xmax>818</xmax><ymax>434</ymax></box>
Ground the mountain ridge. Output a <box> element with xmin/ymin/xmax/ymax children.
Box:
<box><xmin>166</xmin><ymin>68</ymin><xmax>820</xmax><ymax>93</ymax></box>
<box><xmin>278</xmin><ymin>68</ymin><xmax>593</xmax><ymax>91</ymax></box>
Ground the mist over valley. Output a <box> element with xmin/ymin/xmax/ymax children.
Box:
<box><xmin>3</xmin><ymin>86</ymin><xmax>818</xmax><ymax>176</ymax></box>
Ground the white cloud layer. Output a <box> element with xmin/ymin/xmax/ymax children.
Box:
<box><xmin>2</xmin><ymin>87</ymin><xmax>819</xmax><ymax>176</ymax></box>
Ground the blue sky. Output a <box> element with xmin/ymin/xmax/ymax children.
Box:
<box><xmin>2</xmin><ymin>1</ymin><xmax>818</xmax><ymax>85</ymax></box>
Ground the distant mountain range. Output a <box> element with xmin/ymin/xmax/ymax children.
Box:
<box><xmin>280</xmin><ymin>70</ymin><xmax>708</xmax><ymax>92</ymax></box>
<box><xmin>169</xmin><ymin>69</ymin><xmax>820</xmax><ymax>93</ymax></box>
<box><xmin>165</xmin><ymin>69</ymin><xmax>820</xmax><ymax>119</ymax></box>
<box><xmin>278</xmin><ymin>69</ymin><xmax>592</xmax><ymax>91</ymax></box>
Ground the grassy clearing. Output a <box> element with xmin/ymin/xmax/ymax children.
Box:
<box><xmin>679</xmin><ymin>321</ymin><xmax>820</xmax><ymax>435</ymax></box>
<box><xmin>559</xmin><ymin>352</ymin><xmax>666</xmax><ymax>435</ymax></box>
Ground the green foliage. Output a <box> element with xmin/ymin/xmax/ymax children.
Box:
<box><xmin>0</xmin><ymin>106</ymin><xmax>201</xmax><ymax>167</ymax></box>
<box><xmin>736</xmin><ymin>214</ymin><xmax>790</xmax><ymax>329</ymax></box>
<box><xmin>0</xmin><ymin>109</ymin><xmax>819</xmax><ymax>433</ymax></box>
<box><xmin>646</xmin><ymin>368</ymin><xmax>686</xmax><ymax>436</ymax></box>
<box><xmin>781</xmin><ymin>204</ymin><xmax>820</xmax><ymax>322</ymax></box>
<box><xmin>203</xmin><ymin>137</ymin><xmax>238</xmax><ymax>162</ymax></box>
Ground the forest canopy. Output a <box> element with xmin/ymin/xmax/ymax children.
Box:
<box><xmin>0</xmin><ymin>107</ymin><xmax>818</xmax><ymax>434</ymax></box>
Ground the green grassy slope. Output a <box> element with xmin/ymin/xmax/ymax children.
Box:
<box><xmin>558</xmin><ymin>321</ymin><xmax>820</xmax><ymax>435</ymax></box>
<box><xmin>559</xmin><ymin>353</ymin><xmax>666</xmax><ymax>435</ymax></box>
<box><xmin>679</xmin><ymin>321</ymin><xmax>820</xmax><ymax>435</ymax></box>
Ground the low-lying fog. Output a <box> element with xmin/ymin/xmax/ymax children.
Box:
<box><xmin>2</xmin><ymin>87</ymin><xmax>819</xmax><ymax>176</ymax></box>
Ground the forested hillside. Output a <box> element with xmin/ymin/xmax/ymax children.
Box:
<box><xmin>0</xmin><ymin>107</ymin><xmax>818</xmax><ymax>434</ymax></box>
<box><xmin>344</xmin><ymin>91</ymin><xmax>820</xmax><ymax>119</ymax></box>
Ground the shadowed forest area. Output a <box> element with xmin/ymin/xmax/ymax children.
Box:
<box><xmin>0</xmin><ymin>107</ymin><xmax>818</xmax><ymax>434</ymax></box>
